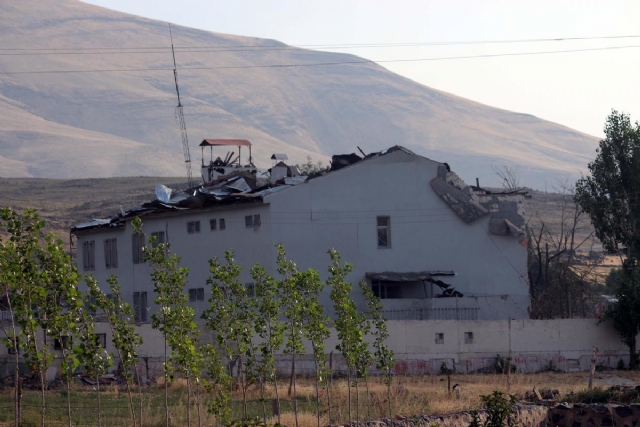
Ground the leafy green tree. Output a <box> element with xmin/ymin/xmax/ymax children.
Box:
<box><xmin>299</xmin><ymin>267</ymin><xmax>330</xmax><ymax>427</ymax></box>
<box><xmin>359</xmin><ymin>280</ymin><xmax>394</xmax><ymax>418</ymax></box>
<box><xmin>575</xmin><ymin>110</ymin><xmax>640</xmax><ymax>264</ymax></box>
<box><xmin>200</xmin><ymin>343</ymin><xmax>232</xmax><ymax>423</ymax></box>
<box><xmin>204</xmin><ymin>249</ymin><xmax>258</xmax><ymax>421</ymax></box>
<box><xmin>276</xmin><ymin>244</ymin><xmax>306</xmax><ymax>427</ymax></box>
<box><xmin>0</xmin><ymin>208</ymin><xmax>52</xmax><ymax>427</ymax></box>
<box><xmin>327</xmin><ymin>248</ymin><xmax>361</xmax><ymax>424</ymax></box>
<box><xmin>38</xmin><ymin>233</ymin><xmax>84</xmax><ymax>427</ymax></box>
<box><xmin>251</xmin><ymin>264</ymin><xmax>285</xmax><ymax>423</ymax></box>
<box><xmin>575</xmin><ymin>111</ymin><xmax>640</xmax><ymax>368</ymax></box>
<box><xmin>87</xmin><ymin>275</ymin><xmax>142</xmax><ymax>427</ymax></box>
<box><xmin>76</xmin><ymin>296</ymin><xmax>113</xmax><ymax>427</ymax></box>
<box><xmin>601</xmin><ymin>271</ymin><xmax>640</xmax><ymax>369</ymax></box>
<box><xmin>469</xmin><ymin>391</ymin><xmax>518</xmax><ymax>427</ymax></box>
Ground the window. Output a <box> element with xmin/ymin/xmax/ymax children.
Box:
<box><xmin>133</xmin><ymin>292</ymin><xmax>147</xmax><ymax>322</ymax></box>
<box><xmin>464</xmin><ymin>332</ymin><xmax>474</xmax><ymax>344</ymax></box>
<box><xmin>94</xmin><ymin>333</ymin><xmax>107</xmax><ymax>348</ymax></box>
<box><xmin>371</xmin><ymin>281</ymin><xmax>401</xmax><ymax>299</ymax></box>
<box><xmin>107</xmin><ymin>293</ymin><xmax>120</xmax><ymax>316</ymax></box>
<box><xmin>151</xmin><ymin>231</ymin><xmax>166</xmax><ymax>247</ymax></box>
<box><xmin>245</xmin><ymin>215</ymin><xmax>253</xmax><ymax>228</ymax></box>
<box><xmin>82</xmin><ymin>240</ymin><xmax>95</xmax><ymax>271</ymax></box>
<box><xmin>104</xmin><ymin>238</ymin><xmax>118</xmax><ymax>269</ymax></box>
<box><xmin>187</xmin><ymin>221</ymin><xmax>201</xmax><ymax>234</ymax></box>
<box><xmin>253</xmin><ymin>214</ymin><xmax>261</xmax><ymax>227</ymax></box>
<box><xmin>245</xmin><ymin>283</ymin><xmax>256</xmax><ymax>298</ymax></box>
<box><xmin>54</xmin><ymin>336</ymin><xmax>73</xmax><ymax>351</ymax></box>
<box><xmin>435</xmin><ymin>333</ymin><xmax>444</xmax><ymax>345</ymax></box>
<box><xmin>189</xmin><ymin>288</ymin><xmax>205</xmax><ymax>302</ymax></box>
<box><xmin>132</xmin><ymin>234</ymin><xmax>145</xmax><ymax>264</ymax></box>
<box><xmin>377</xmin><ymin>216</ymin><xmax>391</xmax><ymax>248</ymax></box>
<box><xmin>220</xmin><ymin>218</ymin><xmax>226</xmax><ymax>230</ymax></box>
<box><xmin>210</xmin><ymin>219</ymin><xmax>217</xmax><ymax>231</ymax></box>
<box><xmin>7</xmin><ymin>337</ymin><xmax>19</xmax><ymax>355</ymax></box>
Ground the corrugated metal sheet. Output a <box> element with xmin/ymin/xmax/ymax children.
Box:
<box><xmin>199</xmin><ymin>139</ymin><xmax>252</xmax><ymax>147</ymax></box>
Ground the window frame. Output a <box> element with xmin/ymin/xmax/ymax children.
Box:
<box><xmin>376</xmin><ymin>216</ymin><xmax>391</xmax><ymax>248</ymax></box>
<box><xmin>245</xmin><ymin>215</ymin><xmax>253</xmax><ymax>228</ymax></box>
<box><xmin>83</xmin><ymin>240</ymin><xmax>95</xmax><ymax>271</ymax></box>
<box><xmin>132</xmin><ymin>233</ymin><xmax>145</xmax><ymax>264</ymax></box>
<box><xmin>104</xmin><ymin>238</ymin><xmax>118</xmax><ymax>269</ymax></box>
<box><xmin>210</xmin><ymin>219</ymin><xmax>217</xmax><ymax>231</ymax></box>
<box><xmin>187</xmin><ymin>221</ymin><xmax>201</xmax><ymax>234</ymax></box>
<box><xmin>188</xmin><ymin>287</ymin><xmax>205</xmax><ymax>302</ymax></box>
<box><xmin>220</xmin><ymin>218</ymin><xmax>226</xmax><ymax>230</ymax></box>
<box><xmin>151</xmin><ymin>231</ymin><xmax>166</xmax><ymax>248</ymax></box>
<box><xmin>253</xmin><ymin>214</ymin><xmax>261</xmax><ymax>227</ymax></box>
<box><xmin>133</xmin><ymin>291</ymin><xmax>148</xmax><ymax>322</ymax></box>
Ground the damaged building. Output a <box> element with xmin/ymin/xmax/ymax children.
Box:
<box><xmin>72</xmin><ymin>142</ymin><xmax>530</xmax><ymax>321</ymax></box>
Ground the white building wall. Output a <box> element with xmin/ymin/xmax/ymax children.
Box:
<box><xmin>263</xmin><ymin>149</ymin><xmax>529</xmax><ymax>318</ymax></box>
<box><xmin>2</xmin><ymin>319</ymin><xmax>627</xmax><ymax>379</ymax></box>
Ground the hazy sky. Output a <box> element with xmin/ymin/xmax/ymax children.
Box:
<box><xmin>83</xmin><ymin>0</ymin><xmax>640</xmax><ymax>138</ymax></box>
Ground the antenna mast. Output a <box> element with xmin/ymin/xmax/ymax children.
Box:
<box><xmin>170</xmin><ymin>24</ymin><xmax>195</xmax><ymax>188</ymax></box>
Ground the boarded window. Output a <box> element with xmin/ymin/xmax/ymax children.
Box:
<box><xmin>104</xmin><ymin>238</ymin><xmax>118</xmax><ymax>269</ymax></box>
<box><xmin>245</xmin><ymin>215</ymin><xmax>253</xmax><ymax>228</ymax></box>
<box><xmin>220</xmin><ymin>218</ymin><xmax>226</xmax><ymax>230</ymax></box>
<box><xmin>377</xmin><ymin>216</ymin><xmax>391</xmax><ymax>248</ymax></box>
<box><xmin>83</xmin><ymin>240</ymin><xmax>95</xmax><ymax>271</ymax></box>
<box><xmin>132</xmin><ymin>233</ymin><xmax>145</xmax><ymax>264</ymax></box>
<box><xmin>133</xmin><ymin>292</ymin><xmax>147</xmax><ymax>322</ymax></box>
<box><xmin>210</xmin><ymin>219</ymin><xmax>217</xmax><ymax>231</ymax></box>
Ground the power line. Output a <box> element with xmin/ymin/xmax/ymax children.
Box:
<box><xmin>1</xmin><ymin>44</ymin><xmax>638</xmax><ymax>75</ymax></box>
<box><xmin>1</xmin><ymin>34</ymin><xmax>639</xmax><ymax>52</ymax></box>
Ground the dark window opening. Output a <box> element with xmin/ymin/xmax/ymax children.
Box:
<box><xmin>54</xmin><ymin>336</ymin><xmax>73</xmax><ymax>351</ymax></box>
<box><xmin>253</xmin><ymin>214</ymin><xmax>261</xmax><ymax>227</ymax></box>
<box><xmin>371</xmin><ymin>280</ymin><xmax>401</xmax><ymax>299</ymax></box>
<box><xmin>151</xmin><ymin>231</ymin><xmax>166</xmax><ymax>248</ymax></box>
<box><xmin>133</xmin><ymin>292</ymin><xmax>147</xmax><ymax>322</ymax></box>
<box><xmin>187</xmin><ymin>221</ymin><xmax>201</xmax><ymax>234</ymax></box>
<box><xmin>210</xmin><ymin>219</ymin><xmax>217</xmax><ymax>231</ymax></box>
<box><xmin>464</xmin><ymin>332</ymin><xmax>474</xmax><ymax>344</ymax></box>
<box><xmin>83</xmin><ymin>240</ymin><xmax>95</xmax><ymax>271</ymax></box>
<box><xmin>104</xmin><ymin>238</ymin><xmax>118</xmax><ymax>269</ymax></box>
<box><xmin>245</xmin><ymin>215</ymin><xmax>253</xmax><ymax>228</ymax></box>
<box><xmin>220</xmin><ymin>218</ymin><xmax>226</xmax><ymax>230</ymax></box>
<box><xmin>435</xmin><ymin>333</ymin><xmax>444</xmax><ymax>344</ymax></box>
<box><xmin>377</xmin><ymin>216</ymin><xmax>391</xmax><ymax>248</ymax></box>
<box><xmin>94</xmin><ymin>333</ymin><xmax>107</xmax><ymax>348</ymax></box>
<box><xmin>189</xmin><ymin>288</ymin><xmax>205</xmax><ymax>302</ymax></box>
<box><xmin>132</xmin><ymin>234</ymin><xmax>145</xmax><ymax>264</ymax></box>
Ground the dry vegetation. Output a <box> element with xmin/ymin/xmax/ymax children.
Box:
<box><xmin>1</xmin><ymin>372</ymin><xmax>639</xmax><ymax>427</ymax></box>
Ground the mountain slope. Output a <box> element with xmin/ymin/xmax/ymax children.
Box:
<box><xmin>0</xmin><ymin>0</ymin><xmax>599</xmax><ymax>187</ymax></box>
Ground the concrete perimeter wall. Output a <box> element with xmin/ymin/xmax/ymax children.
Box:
<box><xmin>0</xmin><ymin>319</ymin><xmax>631</xmax><ymax>381</ymax></box>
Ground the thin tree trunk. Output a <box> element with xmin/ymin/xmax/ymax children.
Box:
<box><xmin>387</xmin><ymin>373</ymin><xmax>392</xmax><ymax>419</ymax></box>
<box><xmin>292</xmin><ymin>354</ymin><xmax>299</xmax><ymax>427</ymax></box>
<box><xmin>40</xmin><ymin>369</ymin><xmax>45</xmax><ymax>427</ymax></box>
<box><xmin>97</xmin><ymin>373</ymin><xmax>101</xmax><ymax>427</ymax></box>
<box><xmin>327</xmin><ymin>352</ymin><xmax>333</xmax><ymax>424</ymax></box>
<box><xmin>241</xmin><ymin>374</ymin><xmax>248</xmax><ymax>420</ymax></box>
<box><xmin>66</xmin><ymin>378</ymin><xmax>72</xmax><ymax>427</ymax></box>
<box><xmin>6</xmin><ymin>290</ymin><xmax>20</xmax><ymax>427</ymax></box>
<box><xmin>125</xmin><ymin>374</ymin><xmax>136</xmax><ymax>427</ymax></box>
<box><xmin>364</xmin><ymin>376</ymin><xmax>371</xmax><ymax>421</ymax></box>
<box><xmin>136</xmin><ymin>366</ymin><xmax>143</xmax><ymax>427</ymax></box>
<box><xmin>354</xmin><ymin>368</ymin><xmax>360</xmax><ymax>424</ymax></box>
<box><xmin>630</xmin><ymin>338</ymin><xmax>637</xmax><ymax>370</ymax></box>
<box><xmin>312</xmin><ymin>349</ymin><xmax>320</xmax><ymax>427</ymax></box>
<box><xmin>187</xmin><ymin>375</ymin><xmax>192</xmax><ymax>427</ymax></box>
<box><xmin>260</xmin><ymin>377</ymin><xmax>267</xmax><ymax>424</ymax></box>
<box><xmin>195</xmin><ymin>382</ymin><xmax>202</xmax><ymax>427</ymax></box>
<box><xmin>273</xmin><ymin>357</ymin><xmax>281</xmax><ymax>424</ymax></box>
<box><xmin>347</xmin><ymin>366</ymin><xmax>352</xmax><ymax>423</ymax></box>
<box><xmin>164</xmin><ymin>332</ymin><xmax>169</xmax><ymax>427</ymax></box>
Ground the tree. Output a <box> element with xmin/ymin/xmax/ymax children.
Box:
<box><xmin>251</xmin><ymin>264</ymin><xmax>284</xmax><ymax>424</ymax></box>
<box><xmin>601</xmin><ymin>271</ymin><xmax>640</xmax><ymax>369</ymax></box>
<box><xmin>492</xmin><ymin>165</ymin><xmax>521</xmax><ymax>191</ymax></box>
<box><xmin>298</xmin><ymin>156</ymin><xmax>325</xmax><ymax>176</ymax></box>
<box><xmin>576</xmin><ymin>111</ymin><xmax>640</xmax><ymax>368</ymax></box>
<box><xmin>575</xmin><ymin>110</ymin><xmax>640</xmax><ymax>265</ymax></box>
<box><xmin>86</xmin><ymin>275</ymin><xmax>142</xmax><ymax>427</ymax></box>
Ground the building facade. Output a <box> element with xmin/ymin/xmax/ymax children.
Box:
<box><xmin>72</xmin><ymin>146</ymin><xmax>530</xmax><ymax>322</ymax></box>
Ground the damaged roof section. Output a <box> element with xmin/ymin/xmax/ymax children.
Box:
<box><xmin>431</xmin><ymin>164</ymin><xmax>528</xmax><ymax>238</ymax></box>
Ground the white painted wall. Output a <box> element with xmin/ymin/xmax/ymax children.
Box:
<box><xmin>2</xmin><ymin>319</ymin><xmax>628</xmax><ymax>379</ymax></box>
<box><xmin>74</xmin><ymin>149</ymin><xmax>529</xmax><ymax>320</ymax></box>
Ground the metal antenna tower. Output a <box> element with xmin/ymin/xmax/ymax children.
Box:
<box><xmin>170</xmin><ymin>24</ymin><xmax>195</xmax><ymax>188</ymax></box>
